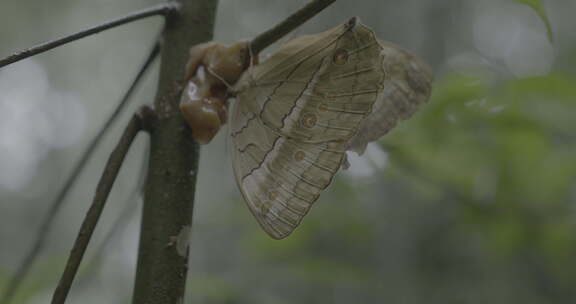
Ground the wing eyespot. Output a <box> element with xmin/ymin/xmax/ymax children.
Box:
<box><xmin>260</xmin><ymin>201</ymin><xmax>272</xmax><ymax>216</ymax></box>
<box><xmin>300</xmin><ymin>113</ymin><xmax>318</xmax><ymax>128</ymax></box>
<box><xmin>332</xmin><ymin>48</ymin><xmax>349</xmax><ymax>65</ymax></box>
<box><xmin>267</xmin><ymin>190</ymin><xmax>278</xmax><ymax>201</ymax></box>
<box><xmin>293</xmin><ymin>150</ymin><xmax>306</xmax><ymax>161</ymax></box>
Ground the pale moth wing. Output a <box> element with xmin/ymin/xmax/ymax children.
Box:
<box><xmin>231</xmin><ymin>18</ymin><xmax>432</xmax><ymax>239</ymax></box>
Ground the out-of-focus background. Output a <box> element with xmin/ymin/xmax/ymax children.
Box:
<box><xmin>1</xmin><ymin>0</ymin><xmax>575</xmax><ymax>303</ymax></box>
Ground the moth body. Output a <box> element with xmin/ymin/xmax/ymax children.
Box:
<box><xmin>179</xmin><ymin>18</ymin><xmax>433</xmax><ymax>239</ymax></box>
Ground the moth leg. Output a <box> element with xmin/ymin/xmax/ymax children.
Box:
<box><xmin>341</xmin><ymin>153</ymin><xmax>351</xmax><ymax>170</ymax></box>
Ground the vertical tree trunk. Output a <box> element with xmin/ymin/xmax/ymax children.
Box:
<box><xmin>132</xmin><ymin>1</ymin><xmax>218</xmax><ymax>303</ymax></box>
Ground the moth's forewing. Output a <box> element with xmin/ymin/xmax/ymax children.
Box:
<box><xmin>231</xmin><ymin>19</ymin><xmax>432</xmax><ymax>239</ymax></box>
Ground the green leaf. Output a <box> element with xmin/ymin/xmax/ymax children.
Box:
<box><xmin>516</xmin><ymin>0</ymin><xmax>554</xmax><ymax>43</ymax></box>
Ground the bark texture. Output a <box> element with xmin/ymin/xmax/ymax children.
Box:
<box><xmin>131</xmin><ymin>1</ymin><xmax>218</xmax><ymax>303</ymax></box>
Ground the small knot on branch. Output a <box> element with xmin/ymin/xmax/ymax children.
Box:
<box><xmin>137</xmin><ymin>105</ymin><xmax>158</xmax><ymax>133</ymax></box>
<box><xmin>162</xmin><ymin>1</ymin><xmax>182</xmax><ymax>17</ymax></box>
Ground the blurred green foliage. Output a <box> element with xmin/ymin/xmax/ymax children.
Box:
<box><xmin>387</xmin><ymin>70</ymin><xmax>576</xmax><ymax>260</ymax></box>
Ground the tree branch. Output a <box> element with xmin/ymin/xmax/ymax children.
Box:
<box><xmin>0</xmin><ymin>40</ymin><xmax>159</xmax><ymax>304</ymax></box>
<box><xmin>51</xmin><ymin>111</ymin><xmax>145</xmax><ymax>304</ymax></box>
<box><xmin>250</xmin><ymin>0</ymin><xmax>336</xmax><ymax>55</ymax></box>
<box><xmin>77</xmin><ymin>147</ymin><xmax>149</xmax><ymax>287</ymax></box>
<box><xmin>0</xmin><ymin>3</ymin><xmax>176</xmax><ymax>68</ymax></box>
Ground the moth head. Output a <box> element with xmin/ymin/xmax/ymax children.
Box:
<box><xmin>345</xmin><ymin>17</ymin><xmax>359</xmax><ymax>30</ymax></box>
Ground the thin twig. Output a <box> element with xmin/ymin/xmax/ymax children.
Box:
<box><xmin>250</xmin><ymin>0</ymin><xmax>336</xmax><ymax>55</ymax></box>
<box><xmin>77</xmin><ymin>147</ymin><xmax>149</xmax><ymax>287</ymax></box>
<box><xmin>0</xmin><ymin>41</ymin><xmax>159</xmax><ymax>304</ymax></box>
<box><xmin>0</xmin><ymin>3</ymin><xmax>176</xmax><ymax>68</ymax></box>
<box><xmin>51</xmin><ymin>112</ymin><xmax>145</xmax><ymax>304</ymax></box>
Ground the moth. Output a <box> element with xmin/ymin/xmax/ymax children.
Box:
<box><xmin>180</xmin><ymin>18</ymin><xmax>432</xmax><ymax>239</ymax></box>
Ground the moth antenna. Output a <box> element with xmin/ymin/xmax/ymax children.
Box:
<box><xmin>205</xmin><ymin>66</ymin><xmax>234</xmax><ymax>91</ymax></box>
<box><xmin>277</xmin><ymin>29</ymin><xmax>299</xmax><ymax>47</ymax></box>
<box><xmin>247</xmin><ymin>41</ymin><xmax>255</xmax><ymax>67</ymax></box>
<box><xmin>246</xmin><ymin>42</ymin><xmax>258</xmax><ymax>86</ymax></box>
